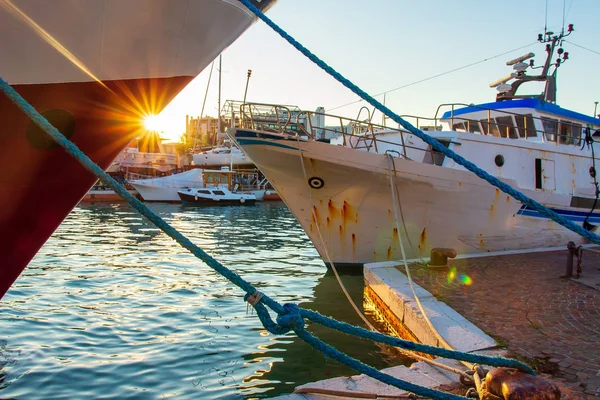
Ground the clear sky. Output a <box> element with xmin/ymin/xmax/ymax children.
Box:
<box><xmin>154</xmin><ymin>0</ymin><xmax>600</xmax><ymax>141</ymax></box>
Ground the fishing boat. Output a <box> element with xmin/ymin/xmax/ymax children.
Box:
<box><xmin>0</xmin><ymin>0</ymin><xmax>277</xmax><ymax>299</ymax></box>
<box><xmin>231</xmin><ymin>25</ymin><xmax>600</xmax><ymax>267</ymax></box>
<box><xmin>178</xmin><ymin>167</ymin><xmax>265</xmax><ymax>204</ymax></box>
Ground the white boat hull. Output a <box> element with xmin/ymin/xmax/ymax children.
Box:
<box><xmin>192</xmin><ymin>147</ymin><xmax>251</xmax><ymax>167</ymax></box>
<box><xmin>129</xmin><ymin>169</ymin><xmax>205</xmax><ymax>202</ymax></box>
<box><xmin>234</xmin><ymin>131</ymin><xmax>590</xmax><ymax>266</ymax></box>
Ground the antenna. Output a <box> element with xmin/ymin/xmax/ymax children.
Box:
<box><xmin>489</xmin><ymin>73</ymin><xmax>515</xmax><ymax>88</ymax></box>
<box><xmin>243</xmin><ymin>69</ymin><xmax>252</xmax><ymax>104</ymax></box>
<box><xmin>506</xmin><ymin>52</ymin><xmax>535</xmax><ymax>66</ymax></box>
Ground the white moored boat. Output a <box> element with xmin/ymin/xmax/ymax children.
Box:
<box><xmin>178</xmin><ymin>168</ymin><xmax>265</xmax><ymax>205</ymax></box>
<box><xmin>231</xmin><ymin>26</ymin><xmax>600</xmax><ymax>268</ymax></box>
<box><xmin>192</xmin><ymin>142</ymin><xmax>251</xmax><ymax>167</ymax></box>
<box><xmin>129</xmin><ymin>168</ymin><xmax>204</xmax><ymax>202</ymax></box>
<box><xmin>0</xmin><ymin>0</ymin><xmax>278</xmax><ymax>298</ymax></box>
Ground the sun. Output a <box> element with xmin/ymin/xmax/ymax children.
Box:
<box><xmin>144</xmin><ymin>114</ymin><xmax>161</xmax><ymax>131</ymax></box>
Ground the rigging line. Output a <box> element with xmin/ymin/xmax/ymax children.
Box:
<box><xmin>545</xmin><ymin>0</ymin><xmax>548</xmax><ymax>33</ymax></box>
<box><xmin>386</xmin><ymin>154</ymin><xmax>473</xmax><ymax>373</ymax></box>
<box><xmin>565</xmin><ymin>0</ymin><xmax>574</xmax><ymax>20</ymax></box>
<box><xmin>192</xmin><ymin>60</ymin><xmax>215</xmax><ymax>150</ymax></box>
<box><xmin>565</xmin><ymin>40</ymin><xmax>600</xmax><ymax>56</ymax></box>
<box><xmin>328</xmin><ymin>42</ymin><xmax>537</xmax><ymax>112</ymax></box>
<box><xmin>562</xmin><ymin>0</ymin><xmax>566</xmax><ymax>34</ymax></box>
<box><xmin>295</xmin><ymin>140</ymin><xmax>375</xmax><ymax>331</ymax></box>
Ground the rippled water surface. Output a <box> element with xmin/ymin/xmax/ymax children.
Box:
<box><xmin>1</xmin><ymin>202</ymin><xmax>406</xmax><ymax>399</ymax></box>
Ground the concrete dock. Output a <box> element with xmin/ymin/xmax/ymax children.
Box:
<box><xmin>404</xmin><ymin>249</ymin><xmax>600</xmax><ymax>399</ymax></box>
<box><xmin>271</xmin><ymin>247</ymin><xmax>600</xmax><ymax>399</ymax></box>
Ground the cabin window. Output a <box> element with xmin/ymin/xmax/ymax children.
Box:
<box><xmin>197</xmin><ymin>190</ymin><xmax>210</xmax><ymax>195</ymax></box>
<box><xmin>558</xmin><ymin>121</ymin><xmax>582</xmax><ymax>145</ymax></box>
<box><xmin>480</xmin><ymin>119</ymin><xmax>500</xmax><ymax>136</ymax></box>
<box><xmin>206</xmin><ymin>174</ymin><xmax>214</xmax><ymax>183</ymax></box>
<box><xmin>495</xmin><ymin>116</ymin><xmax>518</xmax><ymax>139</ymax></box>
<box><xmin>453</xmin><ymin>122</ymin><xmax>467</xmax><ymax>131</ymax></box>
<box><xmin>220</xmin><ymin>175</ymin><xmax>228</xmax><ymax>184</ymax></box>
<box><xmin>541</xmin><ymin>117</ymin><xmax>558</xmax><ymax>142</ymax></box>
<box><xmin>213</xmin><ymin>190</ymin><xmax>225</xmax><ymax>196</ymax></box>
<box><xmin>466</xmin><ymin>120</ymin><xmax>482</xmax><ymax>134</ymax></box>
<box><xmin>515</xmin><ymin>114</ymin><xmax>537</xmax><ymax>138</ymax></box>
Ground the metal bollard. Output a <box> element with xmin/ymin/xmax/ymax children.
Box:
<box><xmin>565</xmin><ymin>241</ymin><xmax>576</xmax><ymax>278</ymax></box>
<box><xmin>480</xmin><ymin>367</ymin><xmax>561</xmax><ymax>400</ymax></box>
<box><xmin>430</xmin><ymin>248</ymin><xmax>457</xmax><ymax>267</ymax></box>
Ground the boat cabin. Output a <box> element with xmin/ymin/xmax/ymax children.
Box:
<box><xmin>202</xmin><ymin>168</ymin><xmax>262</xmax><ymax>193</ymax></box>
<box><xmin>439</xmin><ymin>98</ymin><xmax>600</xmax><ymax>146</ymax></box>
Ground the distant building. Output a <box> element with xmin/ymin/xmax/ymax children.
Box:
<box><xmin>185</xmin><ymin>115</ymin><xmax>219</xmax><ymax>147</ymax></box>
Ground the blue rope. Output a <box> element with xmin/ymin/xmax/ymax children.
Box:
<box><xmin>0</xmin><ymin>74</ymin><xmax>532</xmax><ymax>399</ymax></box>
<box><xmin>238</xmin><ymin>0</ymin><xmax>600</xmax><ymax>246</ymax></box>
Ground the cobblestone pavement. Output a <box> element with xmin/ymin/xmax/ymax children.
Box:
<box><xmin>406</xmin><ymin>249</ymin><xmax>600</xmax><ymax>400</ymax></box>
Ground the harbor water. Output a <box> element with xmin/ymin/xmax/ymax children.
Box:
<box><xmin>0</xmin><ymin>202</ymin><xmax>407</xmax><ymax>399</ymax></box>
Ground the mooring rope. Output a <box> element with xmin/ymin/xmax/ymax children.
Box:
<box><xmin>297</xmin><ymin>138</ymin><xmax>469</xmax><ymax>380</ymax></box>
<box><xmin>237</xmin><ymin>0</ymin><xmax>600</xmax><ymax>246</ymax></box>
<box><xmin>0</xmin><ymin>76</ymin><xmax>534</xmax><ymax>399</ymax></box>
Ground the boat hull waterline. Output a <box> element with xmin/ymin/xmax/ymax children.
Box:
<box><xmin>0</xmin><ymin>0</ymin><xmax>276</xmax><ymax>299</ymax></box>
<box><xmin>178</xmin><ymin>188</ymin><xmax>258</xmax><ymax>205</ymax></box>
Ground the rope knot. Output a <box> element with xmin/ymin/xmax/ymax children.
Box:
<box><xmin>275</xmin><ymin>303</ymin><xmax>305</xmax><ymax>333</ymax></box>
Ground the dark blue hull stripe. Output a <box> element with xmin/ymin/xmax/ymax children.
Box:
<box><xmin>518</xmin><ymin>205</ymin><xmax>600</xmax><ymax>223</ymax></box>
<box><xmin>236</xmin><ymin>137</ymin><xmax>298</xmax><ymax>151</ymax></box>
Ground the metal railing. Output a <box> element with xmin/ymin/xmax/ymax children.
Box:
<box><xmin>236</xmin><ymin>102</ymin><xmax>454</xmax><ymax>162</ymax></box>
<box><xmin>432</xmin><ymin>102</ymin><xmax>595</xmax><ymax>145</ymax></box>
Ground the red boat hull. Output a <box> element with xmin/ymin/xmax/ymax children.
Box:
<box><xmin>0</xmin><ymin>76</ymin><xmax>192</xmax><ymax>298</ymax></box>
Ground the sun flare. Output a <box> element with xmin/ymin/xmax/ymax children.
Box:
<box><xmin>144</xmin><ymin>115</ymin><xmax>161</xmax><ymax>132</ymax></box>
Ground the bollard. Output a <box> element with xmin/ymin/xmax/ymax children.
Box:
<box><xmin>430</xmin><ymin>248</ymin><xmax>457</xmax><ymax>267</ymax></box>
<box><xmin>479</xmin><ymin>367</ymin><xmax>560</xmax><ymax>400</ymax></box>
<box><xmin>564</xmin><ymin>241</ymin><xmax>576</xmax><ymax>278</ymax></box>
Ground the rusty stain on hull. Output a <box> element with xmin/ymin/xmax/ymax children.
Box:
<box><xmin>312</xmin><ymin>206</ymin><xmax>322</xmax><ymax>226</ymax></box>
<box><xmin>419</xmin><ymin>227</ymin><xmax>427</xmax><ymax>250</ymax></box>
<box><xmin>328</xmin><ymin>199</ymin><xmax>339</xmax><ymax>219</ymax></box>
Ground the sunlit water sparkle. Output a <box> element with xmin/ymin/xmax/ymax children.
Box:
<box><xmin>0</xmin><ymin>202</ymin><xmax>407</xmax><ymax>399</ymax></box>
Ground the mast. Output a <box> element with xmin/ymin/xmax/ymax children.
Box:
<box><xmin>217</xmin><ymin>54</ymin><xmax>222</xmax><ymax>146</ymax></box>
<box><xmin>493</xmin><ymin>24</ymin><xmax>574</xmax><ymax>103</ymax></box>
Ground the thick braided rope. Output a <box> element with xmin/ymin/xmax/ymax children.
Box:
<box><xmin>238</xmin><ymin>0</ymin><xmax>600</xmax><ymax>245</ymax></box>
<box><xmin>0</xmin><ymin>77</ymin><xmax>532</xmax><ymax>398</ymax></box>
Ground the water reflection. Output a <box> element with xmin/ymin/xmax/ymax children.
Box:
<box><xmin>0</xmin><ymin>202</ymin><xmax>406</xmax><ymax>399</ymax></box>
